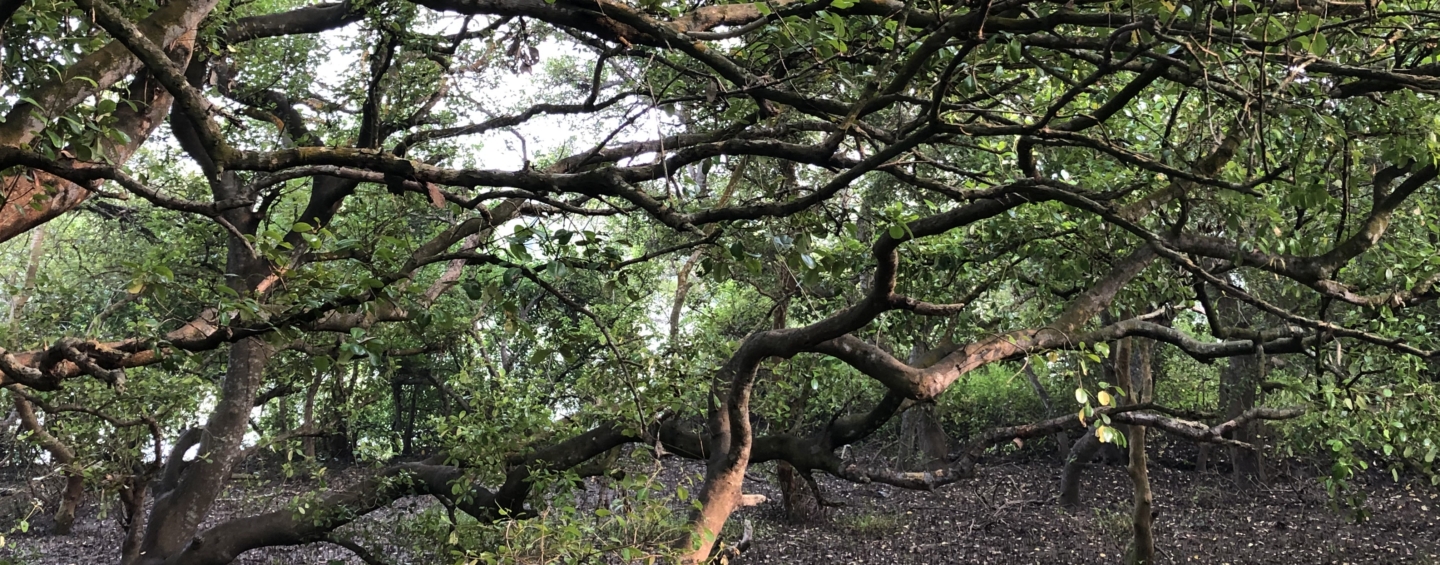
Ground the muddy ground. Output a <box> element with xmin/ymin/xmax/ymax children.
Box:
<box><xmin>2</xmin><ymin>444</ymin><xmax>1437</xmax><ymax>564</ymax></box>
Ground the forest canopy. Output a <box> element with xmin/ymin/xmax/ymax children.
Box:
<box><xmin>0</xmin><ymin>0</ymin><xmax>1438</xmax><ymax>563</ymax></box>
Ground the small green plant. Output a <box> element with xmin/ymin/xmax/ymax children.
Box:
<box><xmin>839</xmin><ymin>511</ymin><xmax>901</xmax><ymax>537</ymax></box>
<box><xmin>1091</xmin><ymin>506</ymin><xmax>1131</xmax><ymax>547</ymax></box>
<box><xmin>394</xmin><ymin>468</ymin><xmax>687</xmax><ymax>565</ymax></box>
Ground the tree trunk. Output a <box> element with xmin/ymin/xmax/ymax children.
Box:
<box><xmin>898</xmin><ymin>340</ymin><xmax>954</xmax><ymax>471</ymax></box>
<box><xmin>776</xmin><ymin>461</ymin><xmax>821</xmax><ymax>523</ymax></box>
<box><xmin>139</xmin><ymin>337</ymin><xmax>271</xmax><ymax>562</ymax></box>
<box><xmin>117</xmin><ymin>473</ymin><xmax>149</xmax><ymax>565</ymax></box>
<box><xmin>302</xmin><ymin>370</ymin><xmax>322</xmax><ymax>459</ymax></box>
<box><xmin>136</xmin><ymin>205</ymin><xmax>272</xmax><ymax>563</ymax></box>
<box><xmin>686</xmin><ymin>439</ymin><xmax>745</xmax><ymax>562</ymax></box>
<box><xmin>7</xmin><ymin>225</ymin><xmax>45</xmax><ymax>329</ymax></box>
<box><xmin>405</xmin><ymin>383</ymin><xmax>419</xmax><ymax>455</ymax></box>
<box><xmin>9</xmin><ymin>389</ymin><xmax>82</xmax><ymax>534</ymax></box>
<box><xmin>115</xmin><ymin>472</ymin><xmax>151</xmax><ymax>565</ymax></box>
<box><xmin>325</xmin><ymin>363</ymin><xmax>357</xmax><ymax>463</ymax></box>
<box><xmin>391</xmin><ymin>377</ymin><xmax>404</xmax><ymax>453</ymax></box>
<box><xmin>1024</xmin><ymin>363</ymin><xmax>1070</xmax><ymax>459</ymax></box>
<box><xmin>54</xmin><ymin>472</ymin><xmax>84</xmax><ymax>535</ymax></box>
<box><xmin>898</xmin><ymin>404</ymin><xmax>950</xmax><ymax>471</ymax></box>
<box><xmin>1122</xmin><ymin>339</ymin><xmax>1155</xmax><ymax>565</ymax></box>
<box><xmin>775</xmin><ymin>373</ymin><xmax>820</xmax><ymax>523</ymax></box>
<box><xmin>1221</xmin><ymin>351</ymin><xmax>1265</xmax><ymax>485</ymax></box>
<box><xmin>276</xmin><ymin>391</ymin><xmax>291</xmax><ymax>454</ymax></box>
<box><xmin>1059</xmin><ymin>427</ymin><xmax>1102</xmax><ymax>508</ymax></box>
<box><xmin>1217</xmin><ymin>295</ymin><xmax>1265</xmax><ymax>486</ymax></box>
<box><xmin>1059</xmin><ymin>332</ymin><xmax>1133</xmax><ymax>508</ymax></box>
<box><xmin>768</xmin><ymin>268</ymin><xmax>822</xmax><ymax>523</ymax></box>
<box><xmin>682</xmin><ymin>359</ymin><xmax>755</xmax><ymax>563</ymax></box>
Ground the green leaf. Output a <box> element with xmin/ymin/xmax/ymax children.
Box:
<box><xmin>462</xmin><ymin>279</ymin><xmax>485</xmax><ymax>300</ymax></box>
<box><xmin>888</xmin><ymin>224</ymin><xmax>905</xmax><ymax>239</ymax></box>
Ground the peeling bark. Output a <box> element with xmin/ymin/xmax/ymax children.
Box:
<box><xmin>0</xmin><ymin>0</ymin><xmax>213</xmax><ymax>243</ymax></box>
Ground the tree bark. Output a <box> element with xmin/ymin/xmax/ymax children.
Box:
<box><xmin>897</xmin><ymin>339</ymin><xmax>955</xmax><ymax>471</ymax></box>
<box><xmin>1059</xmin><ymin>425</ymin><xmax>1101</xmax><ymax>508</ymax></box>
<box><xmin>683</xmin><ymin>361</ymin><xmax>755</xmax><ymax>563</ymax></box>
<box><xmin>898</xmin><ymin>403</ymin><xmax>950</xmax><ymax>470</ymax></box>
<box><xmin>1023</xmin><ymin>362</ymin><xmax>1070</xmax><ymax>459</ymax></box>
<box><xmin>302</xmin><ymin>370</ymin><xmax>322</xmax><ymax>459</ymax></box>
<box><xmin>1123</xmin><ymin>339</ymin><xmax>1155</xmax><ymax>565</ymax></box>
<box><xmin>6</xmin><ymin>225</ymin><xmax>44</xmax><ymax>328</ymax></box>
<box><xmin>117</xmin><ymin>473</ymin><xmax>149</xmax><ymax>565</ymax></box>
<box><xmin>139</xmin><ymin>336</ymin><xmax>271</xmax><ymax>562</ymax></box>
<box><xmin>1216</xmin><ymin>294</ymin><xmax>1265</xmax><ymax>486</ymax></box>
<box><xmin>775</xmin><ymin>371</ymin><xmax>820</xmax><ymax>523</ymax></box>
<box><xmin>54</xmin><ymin>472</ymin><xmax>84</xmax><ymax>535</ymax></box>
<box><xmin>0</xmin><ymin>0</ymin><xmax>215</xmax><ymax>244</ymax></box>
<box><xmin>776</xmin><ymin>460</ymin><xmax>820</xmax><ymax>523</ymax></box>
<box><xmin>137</xmin><ymin>202</ymin><xmax>271</xmax><ymax>563</ymax></box>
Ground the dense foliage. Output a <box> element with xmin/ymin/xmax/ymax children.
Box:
<box><xmin>0</xmin><ymin>0</ymin><xmax>1438</xmax><ymax>563</ymax></box>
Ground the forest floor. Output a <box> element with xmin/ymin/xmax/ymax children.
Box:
<box><xmin>2</xmin><ymin>442</ymin><xmax>1438</xmax><ymax>564</ymax></box>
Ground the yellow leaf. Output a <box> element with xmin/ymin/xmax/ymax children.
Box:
<box><xmin>1078</xmin><ymin>407</ymin><xmax>1087</xmax><ymax>426</ymax></box>
<box><xmin>1098</xmin><ymin>390</ymin><xmax>1113</xmax><ymax>406</ymax></box>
